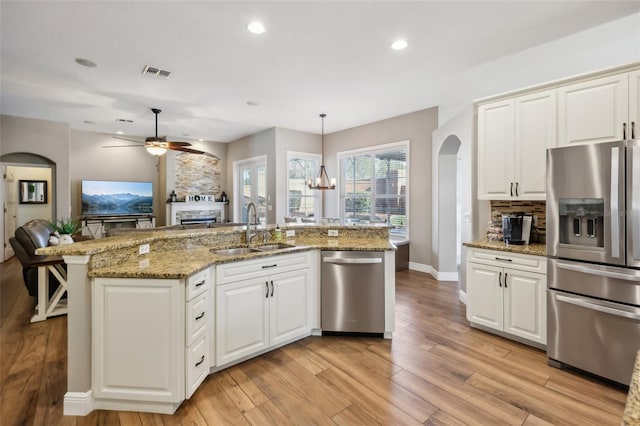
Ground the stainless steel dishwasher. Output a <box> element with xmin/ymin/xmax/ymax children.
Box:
<box><xmin>321</xmin><ymin>250</ymin><xmax>385</xmax><ymax>333</ymax></box>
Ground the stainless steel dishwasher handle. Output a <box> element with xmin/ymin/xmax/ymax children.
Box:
<box><xmin>555</xmin><ymin>294</ymin><xmax>640</xmax><ymax>321</ymax></box>
<box><xmin>322</xmin><ymin>257</ymin><xmax>383</xmax><ymax>264</ymax></box>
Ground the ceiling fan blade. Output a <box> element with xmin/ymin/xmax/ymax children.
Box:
<box><xmin>103</xmin><ymin>144</ymin><xmax>143</xmax><ymax>148</ymax></box>
<box><xmin>166</xmin><ymin>141</ymin><xmax>192</xmax><ymax>148</ymax></box>
<box><xmin>112</xmin><ymin>136</ymin><xmax>144</xmax><ymax>144</ymax></box>
<box><xmin>172</xmin><ymin>146</ymin><xmax>205</xmax><ymax>154</ymax></box>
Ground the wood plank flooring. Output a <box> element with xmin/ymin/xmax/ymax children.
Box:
<box><xmin>0</xmin><ymin>257</ymin><xmax>628</xmax><ymax>425</ymax></box>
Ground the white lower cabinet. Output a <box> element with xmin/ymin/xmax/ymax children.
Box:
<box><xmin>216</xmin><ymin>252</ymin><xmax>314</xmax><ymax>367</ymax></box>
<box><xmin>92</xmin><ymin>267</ymin><xmax>210</xmax><ymax>413</ymax></box>
<box><xmin>466</xmin><ymin>248</ymin><xmax>546</xmax><ymax>346</ymax></box>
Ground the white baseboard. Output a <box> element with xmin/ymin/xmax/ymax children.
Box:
<box><xmin>409</xmin><ymin>262</ymin><xmax>459</xmax><ymax>282</ymax></box>
<box><xmin>458</xmin><ymin>290</ymin><xmax>467</xmax><ymax>305</ymax></box>
<box><xmin>408</xmin><ymin>262</ymin><xmax>432</xmax><ymax>274</ymax></box>
<box><xmin>64</xmin><ymin>391</ymin><xmax>94</xmax><ymax>416</ymax></box>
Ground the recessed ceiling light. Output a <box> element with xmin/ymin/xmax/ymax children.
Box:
<box><xmin>246</xmin><ymin>101</ymin><xmax>259</xmax><ymax>106</ymax></box>
<box><xmin>391</xmin><ymin>40</ymin><xmax>408</xmax><ymax>50</ymax></box>
<box><xmin>247</xmin><ymin>22</ymin><xmax>266</xmax><ymax>34</ymax></box>
<box><xmin>198</xmin><ymin>138</ymin><xmax>204</xmax><ymax>142</ymax></box>
<box><xmin>75</xmin><ymin>57</ymin><xmax>97</xmax><ymax>67</ymax></box>
<box><xmin>116</xmin><ymin>131</ymin><xmax>124</xmax><ymax>135</ymax></box>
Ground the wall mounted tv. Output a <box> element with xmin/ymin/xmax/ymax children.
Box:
<box><xmin>82</xmin><ymin>180</ymin><xmax>153</xmax><ymax>217</ymax></box>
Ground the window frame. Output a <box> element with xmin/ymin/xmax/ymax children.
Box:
<box><xmin>337</xmin><ymin>140</ymin><xmax>410</xmax><ymax>237</ymax></box>
<box><xmin>286</xmin><ymin>151</ymin><xmax>322</xmax><ymax>221</ymax></box>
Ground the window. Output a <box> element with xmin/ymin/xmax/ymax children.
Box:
<box><xmin>339</xmin><ymin>142</ymin><xmax>408</xmax><ymax>236</ymax></box>
<box><xmin>287</xmin><ymin>152</ymin><xmax>321</xmax><ymax>220</ymax></box>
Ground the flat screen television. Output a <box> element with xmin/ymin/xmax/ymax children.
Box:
<box><xmin>82</xmin><ymin>180</ymin><xmax>153</xmax><ymax>216</ymax></box>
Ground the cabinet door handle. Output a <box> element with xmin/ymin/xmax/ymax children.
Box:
<box><xmin>504</xmin><ymin>273</ymin><xmax>508</xmax><ymax>288</ymax></box>
<box><xmin>632</xmin><ymin>122</ymin><xmax>636</xmax><ymax>140</ymax></box>
<box><xmin>265</xmin><ymin>281</ymin><xmax>269</xmax><ymax>298</ymax></box>
<box><xmin>515</xmin><ymin>182</ymin><xmax>519</xmax><ymax>197</ymax></box>
<box><xmin>623</xmin><ymin>122</ymin><xmax>627</xmax><ymax>140</ymax></box>
<box><xmin>194</xmin><ymin>280</ymin><xmax>205</xmax><ymax>288</ymax></box>
<box><xmin>195</xmin><ymin>355</ymin><xmax>205</xmax><ymax>367</ymax></box>
<box><xmin>195</xmin><ymin>312</ymin><xmax>205</xmax><ymax>321</ymax></box>
<box><xmin>270</xmin><ymin>280</ymin><xmax>274</xmax><ymax>297</ymax></box>
<box><xmin>262</xmin><ymin>264</ymin><xmax>277</xmax><ymax>269</ymax></box>
<box><xmin>510</xmin><ymin>182</ymin><xmax>513</xmax><ymax>197</ymax></box>
<box><xmin>498</xmin><ymin>271</ymin><xmax>502</xmax><ymax>287</ymax></box>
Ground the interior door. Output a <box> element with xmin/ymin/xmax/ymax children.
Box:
<box><xmin>3</xmin><ymin>167</ymin><xmax>17</xmax><ymax>260</ymax></box>
<box><xmin>235</xmin><ymin>157</ymin><xmax>267</xmax><ymax>224</ymax></box>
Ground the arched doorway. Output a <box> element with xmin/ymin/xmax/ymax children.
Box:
<box><xmin>1</xmin><ymin>152</ymin><xmax>56</xmax><ymax>261</ymax></box>
<box><xmin>437</xmin><ymin>135</ymin><xmax>462</xmax><ymax>278</ymax></box>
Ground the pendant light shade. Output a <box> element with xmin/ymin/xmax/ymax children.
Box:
<box><xmin>308</xmin><ymin>114</ymin><xmax>336</xmax><ymax>190</ymax></box>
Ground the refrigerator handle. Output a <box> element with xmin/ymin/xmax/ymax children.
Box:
<box><xmin>556</xmin><ymin>260</ymin><xmax>640</xmax><ymax>282</ymax></box>
<box><xmin>632</xmin><ymin>145</ymin><xmax>640</xmax><ymax>262</ymax></box>
<box><xmin>610</xmin><ymin>147</ymin><xmax>620</xmax><ymax>259</ymax></box>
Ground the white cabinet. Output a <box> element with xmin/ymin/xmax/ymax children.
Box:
<box><xmin>630</xmin><ymin>70</ymin><xmax>640</xmax><ymax>140</ymax></box>
<box><xmin>92</xmin><ymin>267</ymin><xmax>210</xmax><ymax>413</ymax></box>
<box><xmin>477</xmin><ymin>89</ymin><xmax>556</xmax><ymax>200</ymax></box>
<box><xmin>557</xmin><ymin>72</ymin><xmax>630</xmax><ymax>146</ymax></box>
<box><xmin>215</xmin><ymin>252</ymin><xmax>314</xmax><ymax>367</ymax></box>
<box><xmin>466</xmin><ymin>248</ymin><xmax>546</xmax><ymax>346</ymax></box>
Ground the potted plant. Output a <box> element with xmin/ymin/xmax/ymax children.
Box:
<box><xmin>50</xmin><ymin>218</ymin><xmax>79</xmax><ymax>245</ymax></box>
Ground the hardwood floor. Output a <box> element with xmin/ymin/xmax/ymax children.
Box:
<box><xmin>1</xmin><ymin>257</ymin><xmax>628</xmax><ymax>425</ymax></box>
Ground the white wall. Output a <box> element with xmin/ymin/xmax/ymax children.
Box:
<box><xmin>8</xmin><ymin>165</ymin><xmax>53</xmax><ymax>226</ymax></box>
<box><xmin>324</xmin><ymin>108</ymin><xmax>438</xmax><ymax>267</ymax></box>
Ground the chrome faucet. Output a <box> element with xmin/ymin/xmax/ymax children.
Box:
<box><xmin>246</xmin><ymin>202</ymin><xmax>258</xmax><ymax>243</ymax></box>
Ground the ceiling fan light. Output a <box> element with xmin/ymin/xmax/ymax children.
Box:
<box><xmin>146</xmin><ymin>145</ymin><xmax>167</xmax><ymax>156</ymax></box>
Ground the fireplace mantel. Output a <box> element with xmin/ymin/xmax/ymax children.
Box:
<box><xmin>166</xmin><ymin>201</ymin><xmax>227</xmax><ymax>225</ymax></box>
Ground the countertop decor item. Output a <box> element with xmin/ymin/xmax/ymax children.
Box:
<box><xmin>308</xmin><ymin>114</ymin><xmax>336</xmax><ymax>190</ymax></box>
<box><xmin>50</xmin><ymin>217</ymin><xmax>79</xmax><ymax>245</ymax></box>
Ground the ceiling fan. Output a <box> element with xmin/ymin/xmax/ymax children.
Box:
<box><xmin>104</xmin><ymin>108</ymin><xmax>204</xmax><ymax>155</ymax></box>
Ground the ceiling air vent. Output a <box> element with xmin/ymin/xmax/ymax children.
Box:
<box><xmin>142</xmin><ymin>65</ymin><xmax>171</xmax><ymax>79</ymax></box>
<box><xmin>116</xmin><ymin>118</ymin><xmax>133</xmax><ymax>123</ymax></box>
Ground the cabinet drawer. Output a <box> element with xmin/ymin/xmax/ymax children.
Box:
<box><xmin>185</xmin><ymin>335</ymin><xmax>209</xmax><ymax>399</ymax></box>
<box><xmin>216</xmin><ymin>251</ymin><xmax>310</xmax><ymax>285</ymax></box>
<box><xmin>186</xmin><ymin>268</ymin><xmax>210</xmax><ymax>300</ymax></box>
<box><xmin>186</xmin><ymin>292</ymin><xmax>208</xmax><ymax>346</ymax></box>
<box><xmin>468</xmin><ymin>248</ymin><xmax>546</xmax><ymax>274</ymax></box>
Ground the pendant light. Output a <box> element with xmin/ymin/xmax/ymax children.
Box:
<box><xmin>308</xmin><ymin>113</ymin><xmax>336</xmax><ymax>190</ymax></box>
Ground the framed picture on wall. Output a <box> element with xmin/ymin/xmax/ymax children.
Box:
<box><xmin>19</xmin><ymin>180</ymin><xmax>48</xmax><ymax>204</ymax></box>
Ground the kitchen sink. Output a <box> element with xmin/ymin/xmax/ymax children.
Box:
<box><xmin>256</xmin><ymin>243</ymin><xmax>295</xmax><ymax>251</ymax></box>
<box><xmin>212</xmin><ymin>247</ymin><xmax>261</xmax><ymax>256</ymax></box>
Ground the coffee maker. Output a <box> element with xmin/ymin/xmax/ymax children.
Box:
<box><xmin>502</xmin><ymin>213</ymin><xmax>533</xmax><ymax>245</ymax></box>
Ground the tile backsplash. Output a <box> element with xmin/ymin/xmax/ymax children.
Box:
<box><xmin>488</xmin><ymin>200</ymin><xmax>546</xmax><ymax>243</ymax></box>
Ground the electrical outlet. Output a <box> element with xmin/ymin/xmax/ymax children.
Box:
<box><xmin>286</xmin><ymin>229</ymin><xmax>295</xmax><ymax>237</ymax></box>
<box><xmin>328</xmin><ymin>229</ymin><xmax>339</xmax><ymax>237</ymax></box>
<box><xmin>139</xmin><ymin>244</ymin><xmax>150</xmax><ymax>255</ymax></box>
<box><xmin>139</xmin><ymin>259</ymin><xmax>150</xmax><ymax>268</ymax></box>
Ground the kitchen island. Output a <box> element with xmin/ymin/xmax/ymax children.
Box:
<box><xmin>37</xmin><ymin>224</ymin><xmax>396</xmax><ymax>416</ymax></box>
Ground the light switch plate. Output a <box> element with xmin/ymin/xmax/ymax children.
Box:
<box><xmin>328</xmin><ymin>229</ymin><xmax>339</xmax><ymax>237</ymax></box>
<box><xmin>139</xmin><ymin>244</ymin><xmax>150</xmax><ymax>255</ymax></box>
<box><xmin>286</xmin><ymin>229</ymin><xmax>295</xmax><ymax>237</ymax></box>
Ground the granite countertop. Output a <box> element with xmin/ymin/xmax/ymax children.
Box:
<box><xmin>88</xmin><ymin>237</ymin><xmax>394</xmax><ymax>279</ymax></box>
<box><xmin>463</xmin><ymin>239</ymin><xmax>546</xmax><ymax>257</ymax></box>
<box><xmin>623</xmin><ymin>350</ymin><xmax>640</xmax><ymax>425</ymax></box>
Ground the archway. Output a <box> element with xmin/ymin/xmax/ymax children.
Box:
<box><xmin>1</xmin><ymin>152</ymin><xmax>56</xmax><ymax>261</ymax></box>
<box><xmin>437</xmin><ymin>135</ymin><xmax>462</xmax><ymax>278</ymax></box>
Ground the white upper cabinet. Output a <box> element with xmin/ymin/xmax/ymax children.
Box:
<box><xmin>478</xmin><ymin>89</ymin><xmax>556</xmax><ymax>200</ymax></box>
<box><xmin>629</xmin><ymin>70</ymin><xmax>640</xmax><ymax>140</ymax></box>
<box><xmin>557</xmin><ymin>73</ymin><xmax>629</xmax><ymax>145</ymax></box>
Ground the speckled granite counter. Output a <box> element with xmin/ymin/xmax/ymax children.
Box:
<box><xmin>463</xmin><ymin>239</ymin><xmax>546</xmax><ymax>257</ymax></box>
<box><xmin>623</xmin><ymin>350</ymin><xmax>640</xmax><ymax>425</ymax></box>
<box><xmin>37</xmin><ymin>224</ymin><xmax>395</xmax><ymax>279</ymax></box>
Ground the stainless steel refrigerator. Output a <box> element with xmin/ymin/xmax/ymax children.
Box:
<box><xmin>547</xmin><ymin>140</ymin><xmax>640</xmax><ymax>385</ymax></box>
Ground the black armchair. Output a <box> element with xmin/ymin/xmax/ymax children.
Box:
<box><xmin>9</xmin><ymin>219</ymin><xmax>68</xmax><ymax>322</ymax></box>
